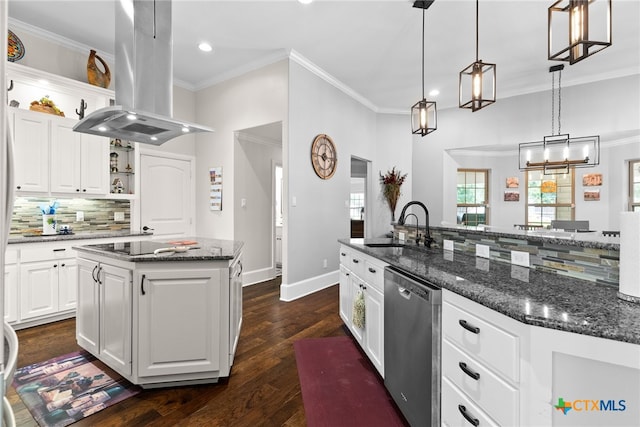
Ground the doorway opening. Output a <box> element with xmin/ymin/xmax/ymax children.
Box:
<box><xmin>350</xmin><ymin>157</ymin><xmax>369</xmax><ymax>238</ymax></box>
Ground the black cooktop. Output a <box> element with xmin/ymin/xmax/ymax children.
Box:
<box><xmin>94</xmin><ymin>241</ymin><xmax>172</xmax><ymax>256</ymax></box>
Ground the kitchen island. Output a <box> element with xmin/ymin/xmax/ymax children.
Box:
<box><xmin>339</xmin><ymin>238</ymin><xmax>640</xmax><ymax>427</ymax></box>
<box><xmin>73</xmin><ymin>238</ymin><xmax>243</xmax><ymax>388</ymax></box>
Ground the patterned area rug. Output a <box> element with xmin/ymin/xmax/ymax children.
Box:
<box><xmin>12</xmin><ymin>351</ymin><xmax>140</xmax><ymax>427</ymax></box>
<box><xmin>294</xmin><ymin>336</ymin><xmax>408</xmax><ymax>427</ymax></box>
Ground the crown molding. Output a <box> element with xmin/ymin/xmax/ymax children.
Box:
<box><xmin>235</xmin><ymin>130</ymin><xmax>282</xmax><ymax>148</ymax></box>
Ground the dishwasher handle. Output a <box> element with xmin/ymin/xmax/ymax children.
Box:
<box><xmin>397</xmin><ymin>286</ymin><xmax>412</xmax><ymax>300</ymax></box>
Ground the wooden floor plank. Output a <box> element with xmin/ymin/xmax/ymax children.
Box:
<box><xmin>8</xmin><ymin>277</ymin><xmax>345</xmax><ymax>426</ymax></box>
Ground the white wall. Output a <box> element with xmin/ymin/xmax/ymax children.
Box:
<box><xmin>414</xmin><ymin>75</ymin><xmax>640</xmax><ymax>229</ymax></box>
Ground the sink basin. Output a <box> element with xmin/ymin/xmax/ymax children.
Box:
<box><xmin>364</xmin><ymin>242</ymin><xmax>405</xmax><ymax>248</ymax></box>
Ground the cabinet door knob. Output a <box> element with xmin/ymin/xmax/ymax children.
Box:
<box><xmin>76</xmin><ymin>189</ymin><xmax>80</xmax><ymax>192</ymax></box>
<box><xmin>459</xmin><ymin>362</ymin><xmax>481</xmax><ymax>381</ymax></box>
<box><xmin>82</xmin><ymin>189</ymin><xmax>87</xmax><ymax>192</ymax></box>
<box><xmin>53</xmin><ymin>264</ymin><xmax>58</xmax><ymax>268</ymax></box>
<box><xmin>458</xmin><ymin>405</ymin><xmax>479</xmax><ymax>426</ymax></box>
<box><xmin>61</xmin><ymin>263</ymin><xmax>65</xmax><ymax>267</ymax></box>
<box><xmin>459</xmin><ymin>319</ymin><xmax>480</xmax><ymax>334</ymax></box>
<box><xmin>16</xmin><ymin>185</ymin><xmax>21</xmax><ymax>190</ymax></box>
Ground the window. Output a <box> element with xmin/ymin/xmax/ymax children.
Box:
<box><xmin>350</xmin><ymin>193</ymin><xmax>365</xmax><ymax>220</ymax></box>
<box><xmin>457</xmin><ymin>169</ymin><xmax>489</xmax><ymax>226</ymax></box>
<box><xmin>629</xmin><ymin>160</ymin><xmax>640</xmax><ymax>212</ymax></box>
<box><xmin>525</xmin><ymin>169</ymin><xmax>574</xmax><ymax>227</ymax></box>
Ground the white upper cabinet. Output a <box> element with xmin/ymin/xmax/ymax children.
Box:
<box><xmin>12</xmin><ymin>108</ymin><xmax>49</xmax><ymax>193</ymax></box>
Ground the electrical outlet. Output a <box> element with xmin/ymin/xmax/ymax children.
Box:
<box><xmin>76</xmin><ymin>211</ymin><xmax>84</xmax><ymax>222</ymax></box>
<box><xmin>398</xmin><ymin>232</ymin><xmax>406</xmax><ymax>242</ymax></box>
<box><xmin>241</xmin><ymin>198</ymin><xmax>247</xmax><ymax>208</ymax></box>
<box><xmin>323</xmin><ymin>259</ymin><xmax>327</xmax><ymax>268</ymax></box>
<box><xmin>476</xmin><ymin>244</ymin><xmax>490</xmax><ymax>258</ymax></box>
<box><xmin>511</xmin><ymin>250</ymin><xmax>530</xmax><ymax>268</ymax></box>
<box><xmin>443</xmin><ymin>239</ymin><xmax>454</xmax><ymax>251</ymax></box>
<box><xmin>114</xmin><ymin>212</ymin><xmax>125</xmax><ymax>222</ymax></box>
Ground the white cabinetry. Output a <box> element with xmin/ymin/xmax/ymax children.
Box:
<box><xmin>442</xmin><ymin>289</ymin><xmax>524</xmax><ymax>427</ymax></box>
<box><xmin>229</xmin><ymin>255</ymin><xmax>243</xmax><ymax>366</ymax></box>
<box><xmin>338</xmin><ymin>245</ymin><xmax>387</xmax><ymax>376</ymax></box>
<box><xmin>77</xmin><ymin>258</ymin><xmax>132</xmax><ymax>377</ymax></box>
<box><xmin>12</xmin><ymin>108</ymin><xmax>49</xmax><ymax>193</ymax></box>
<box><xmin>50</xmin><ymin>117</ymin><xmax>109</xmax><ymax>195</ymax></box>
<box><xmin>19</xmin><ymin>245</ymin><xmax>77</xmax><ymax>321</ymax></box>
<box><xmin>4</xmin><ymin>250</ymin><xmax>18</xmax><ymax>324</ymax></box>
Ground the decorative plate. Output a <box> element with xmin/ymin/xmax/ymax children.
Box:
<box><xmin>8</xmin><ymin>30</ymin><xmax>25</xmax><ymax>62</ymax></box>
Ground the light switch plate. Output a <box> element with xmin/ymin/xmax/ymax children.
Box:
<box><xmin>476</xmin><ymin>244</ymin><xmax>490</xmax><ymax>258</ymax></box>
<box><xmin>76</xmin><ymin>211</ymin><xmax>84</xmax><ymax>222</ymax></box>
<box><xmin>114</xmin><ymin>211</ymin><xmax>125</xmax><ymax>222</ymax></box>
<box><xmin>511</xmin><ymin>250</ymin><xmax>530</xmax><ymax>267</ymax></box>
<box><xmin>443</xmin><ymin>239</ymin><xmax>454</xmax><ymax>251</ymax></box>
<box><xmin>398</xmin><ymin>232</ymin><xmax>406</xmax><ymax>242</ymax></box>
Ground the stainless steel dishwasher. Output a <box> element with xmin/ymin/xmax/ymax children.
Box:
<box><xmin>384</xmin><ymin>265</ymin><xmax>441</xmax><ymax>427</ymax></box>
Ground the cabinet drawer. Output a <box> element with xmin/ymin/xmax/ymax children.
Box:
<box><xmin>363</xmin><ymin>258</ymin><xmax>386</xmax><ymax>292</ymax></box>
<box><xmin>443</xmin><ymin>339</ymin><xmax>518</xmax><ymax>426</ymax></box>
<box><xmin>21</xmin><ymin>245</ymin><xmax>77</xmax><ymax>262</ymax></box>
<box><xmin>347</xmin><ymin>251</ymin><xmax>365</xmax><ymax>278</ymax></box>
<box><xmin>442</xmin><ymin>377</ymin><xmax>499</xmax><ymax>427</ymax></box>
<box><xmin>443</xmin><ymin>300</ymin><xmax>519</xmax><ymax>383</ymax></box>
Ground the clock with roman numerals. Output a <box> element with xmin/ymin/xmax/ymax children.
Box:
<box><xmin>311</xmin><ymin>134</ymin><xmax>337</xmax><ymax>180</ymax></box>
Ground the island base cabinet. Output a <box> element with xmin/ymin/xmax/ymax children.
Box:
<box><xmin>135</xmin><ymin>269</ymin><xmax>228</xmax><ymax>379</ymax></box>
<box><xmin>76</xmin><ymin>258</ymin><xmax>132</xmax><ymax>378</ymax></box>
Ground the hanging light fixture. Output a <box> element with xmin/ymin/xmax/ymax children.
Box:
<box><xmin>548</xmin><ymin>0</ymin><xmax>612</xmax><ymax>65</ymax></box>
<box><xmin>459</xmin><ymin>0</ymin><xmax>496</xmax><ymax>112</ymax></box>
<box><xmin>519</xmin><ymin>65</ymin><xmax>600</xmax><ymax>175</ymax></box>
<box><xmin>411</xmin><ymin>0</ymin><xmax>437</xmax><ymax>136</ymax></box>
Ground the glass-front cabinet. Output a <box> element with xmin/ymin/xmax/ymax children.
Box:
<box><xmin>109</xmin><ymin>139</ymin><xmax>136</xmax><ymax>197</ymax></box>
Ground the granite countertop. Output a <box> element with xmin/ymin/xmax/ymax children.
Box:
<box><xmin>8</xmin><ymin>231</ymin><xmax>151</xmax><ymax>245</ymax></box>
<box><xmin>73</xmin><ymin>237</ymin><xmax>244</xmax><ymax>262</ymax></box>
<box><xmin>340</xmin><ymin>238</ymin><xmax>640</xmax><ymax>345</ymax></box>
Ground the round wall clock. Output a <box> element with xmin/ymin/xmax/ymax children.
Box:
<box><xmin>311</xmin><ymin>134</ymin><xmax>337</xmax><ymax>180</ymax></box>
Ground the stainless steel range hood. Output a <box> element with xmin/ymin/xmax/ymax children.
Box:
<box><xmin>73</xmin><ymin>0</ymin><xmax>212</xmax><ymax>145</ymax></box>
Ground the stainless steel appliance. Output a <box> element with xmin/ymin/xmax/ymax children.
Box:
<box><xmin>384</xmin><ymin>265</ymin><xmax>441</xmax><ymax>427</ymax></box>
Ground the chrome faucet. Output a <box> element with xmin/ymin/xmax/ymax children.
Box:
<box><xmin>398</xmin><ymin>201</ymin><xmax>433</xmax><ymax>247</ymax></box>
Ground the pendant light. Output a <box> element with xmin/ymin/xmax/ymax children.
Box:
<box><xmin>411</xmin><ymin>1</ymin><xmax>437</xmax><ymax>136</ymax></box>
<box><xmin>459</xmin><ymin>0</ymin><xmax>496</xmax><ymax>112</ymax></box>
<box><xmin>548</xmin><ymin>0</ymin><xmax>612</xmax><ymax>65</ymax></box>
<box><xmin>519</xmin><ymin>65</ymin><xmax>600</xmax><ymax>175</ymax></box>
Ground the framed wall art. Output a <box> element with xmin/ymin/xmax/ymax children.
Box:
<box><xmin>210</xmin><ymin>167</ymin><xmax>222</xmax><ymax>211</ymax></box>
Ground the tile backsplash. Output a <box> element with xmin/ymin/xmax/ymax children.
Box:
<box><xmin>11</xmin><ymin>197</ymin><xmax>131</xmax><ymax>236</ymax></box>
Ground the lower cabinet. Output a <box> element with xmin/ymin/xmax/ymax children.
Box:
<box><xmin>4</xmin><ymin>250</ymin><xmax>18</xmax><ymax>323</ymax></box>
<box><xmin>135</xmin><ymin>268</ymin><xmax>224</xmax><ymax>378</ymax></box>
<box><xmin>76</xmin><ymin>258</ymin><xmax>132</xmax><ymax>377</ymax></box>
<box><xmin>339</xmin><ymin>245</ymin><xmax>387</xmax><ymax>377</ymax></box>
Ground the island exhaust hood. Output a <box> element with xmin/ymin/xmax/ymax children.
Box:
<box><xmin>73</xmin><ymin>0</ymin><xmax>212</xmax><ymax>145</ymax></box>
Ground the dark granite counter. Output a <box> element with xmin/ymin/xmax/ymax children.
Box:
<box><xmin>8</xmin><ymin>231</ymin><xmax>150</xmax><ymax>245</ymax></box>
<box><xmin>74</xmin><ymin>237</ymin><xmax>243</xmax><ymax>262</ymax></box>
<box><xmin>339</xmin><ymin>238</ymin><xmax>640</xmax><ymax>345</ymax></box>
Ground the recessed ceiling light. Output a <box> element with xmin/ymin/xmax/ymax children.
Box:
<box><xmin>198</xmin><ymin>42</ymin><xmax>213</xmax><ymax>52</ymax></box>
<box><xmin>429</xmin><ymin>89</ymin><xmax>440</xmax><ymax>97</ymax></box>
<box><xmin>298</xmin><ymin>0</ymin><xmax>313</xmax><ymax>4</ymax></box>
<box><xmin>98</xmin><ymin>126</ymin><xmax>107</xmax><ymax>132</ymax></box>
<box><xmin>182</xmin><ymin>126</ymin><xmax>190</xmax><ymax>133</ymax></box>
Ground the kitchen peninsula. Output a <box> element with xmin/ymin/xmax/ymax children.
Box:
<box><xmin>73</xmin><ymin>238</ymin><xmax>243</xmax><ymax>389</ymax></box>
<box><xmin>339</xmin><ymin>232</ymin><xmax>640</xmax><ymax>427</ymax></box>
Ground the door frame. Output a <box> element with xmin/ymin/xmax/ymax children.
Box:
<box><xmin>136</xmin><ymin>148</ymin><xmax>196</xmax><ymax>236</ymax></box>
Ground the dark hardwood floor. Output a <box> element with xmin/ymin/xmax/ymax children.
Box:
<box><xmin>7</xmin><ymin>278</ymin><xmax>346</xmax><ymax>426</ymax></box>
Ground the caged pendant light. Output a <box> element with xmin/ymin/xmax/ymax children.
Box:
<box><xmin>518</xmin><ymin>65</ymin><xmax>600</xmax><ymax>175</ymax></box>
<box><xmin>459</xmin><ymin>0</ymin><xmax>496</xmax><ymax>112</ymax></box>
<box><xmin>548</xmin><ymin>0</ymin><xmax>612</xmax><ymax>65</ymax></box>
<box><xmin>411</xmin><ymin>1</ymin><xmax>437</xmax><ymax>136</ymax></box>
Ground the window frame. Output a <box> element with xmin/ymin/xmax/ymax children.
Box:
<box><xmin>456</xmin><ymin>168</ymin><xmax>490</xmax><ymax>225</ymax></box>
<box><xmin>629</xmin><ymin>159</ymin><xmax>640</xmax><ymax>212</ymax></box>
<box><xmin>525</xmin><ymin>168</ymin><xmax>575</xmax><ymax>226</ymax></box>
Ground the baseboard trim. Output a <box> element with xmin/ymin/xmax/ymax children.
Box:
<box><xmin>279</xmin><ymin>270</ymin><xmax>339</xmax><ymax>301</ymax></box>
<box><xmin>242</xmin><ymin>267</ymin><xmax>276</xmax><ymax>287</ymax></box>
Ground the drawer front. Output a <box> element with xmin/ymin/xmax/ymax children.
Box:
<box><xmin>347</xmin><ymin>251</ymin><xmax>365</xmax><ymax>278</ymax></box>
<box><xmin>339</xmin><ymin>245</ymin><xmax>350</xmax><ymax>266</ymax></box>
<box><xmin>21</xmin><ymin>245</ymin><xmax>77</xmax><ymax>263</ymax></box>
<box><xmin>442</xmin><ymin>377</ymin><xmax>500</xmax><ymax>427</ymax></box>
<box><xmin>363</xmin><ymin>257</ymin><xmax>386</xmax><ymax>292</ymax></box>
<box><xmin>443</xmin><ymin>301</ymin><xmax>519</xmax><ymax>383</ymax></box>
<box><xmin>442</xmin><ymin>339</ymin><xmax>518</xmax><ymax>426</ymax></box>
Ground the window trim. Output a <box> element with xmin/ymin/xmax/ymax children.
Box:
<box><xmin>629</xmin><ymin>159</ymin><xmax>640</xmax><ymax>212</ymax></box>
<box><xmin>456</xmin><ymin>168</ymin><xmax>490</xmax><ymax>225</ymax></box>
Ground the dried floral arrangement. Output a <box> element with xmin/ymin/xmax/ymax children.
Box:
<box><xmin>379</xmin><ymin>167</ymin><xmax>407</xmax><ymax>221</ymax></box>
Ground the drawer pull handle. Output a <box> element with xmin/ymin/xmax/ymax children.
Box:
<box><xmin>459</xmin><ymin>319</ymin><xmax>480</xmax><ymax>334</ymax></box>
<box><xmin>53</xmin><ymin>248</ymin><xmax>66</xmax><ymax>252</ymax></box>
<box><xmin>368</xmin><ymin>267</ymin><xmax>376</xmax><ymax>273</ymax></box>
<box><xmin>352</xmin><ymin>259</ymin><xmax>359</xmax><ymax>264</ymax></box>
<box><xmin>459</xmin><ymin>362</ymin><xmax>480</xmax><ymax>380</ymax></box>
<box><xmin>141</xmin><ymin>274</ymin><xmax>146</xmax><ymax>295</ymax></box>
<box><xmin>458</xmin><ymin>405</ymin><xmax>480</xmax><ymax>426</ymax></box>
<box><xmin>341</xmin><ymin>252</ymin><xmax>346</xmax><ymax>256</ymax></box>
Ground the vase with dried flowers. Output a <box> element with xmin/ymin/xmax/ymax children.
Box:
<box><xmin>379</xmin><ymin>167</ymin><xmax>407</xmax><ymax>222</ymax></box>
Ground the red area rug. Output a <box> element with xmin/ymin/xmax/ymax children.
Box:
<box><xmin>13</xmin><ymin>351</ymin><xmax>140</xmax><ymax>427</ymax></box>
<box><xmin>294</xmin><ymin>336</ymin><xmax>408</xmax><ymax>427</ymax></box>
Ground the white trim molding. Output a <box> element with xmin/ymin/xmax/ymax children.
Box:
<box><xmin>279</xmin><ymin>269</ymin><xmax>339</xmax><ymax>302</ymax></box>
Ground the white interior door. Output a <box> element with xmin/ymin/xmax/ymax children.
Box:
<box><xmin>140</xmin><ymin>151</ymin><xmax>195</xmax><ymax>237</ymax></box>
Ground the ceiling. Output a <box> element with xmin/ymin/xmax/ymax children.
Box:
<box><xmin>8</xmin><ymin>0</ymin><xmax>640</xmax><ymax>112</ymax></box>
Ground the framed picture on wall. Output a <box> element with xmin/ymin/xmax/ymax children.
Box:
<box><xmin>506</xmin><ymin>177</ymin><xmax>519</xmax><ymax>188</ymax></box>
<box><xmin>210</xmin><ymin>167</ymin><xmax>222</xmax><ymax>211</ymax></box>
<box><xmin>504</xmin><ymin>190</ymin><xmax>520</xmax><ymax>202</ymax></box>
<box><xmin>584</xmin><ymin>189</ymin><xmax>600</xmax><ymax>201</ymax></box>
<box><xmin>583</xmin><ymin>173</ymin><xmax>603</xmax><ymax>186</ymax></box>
